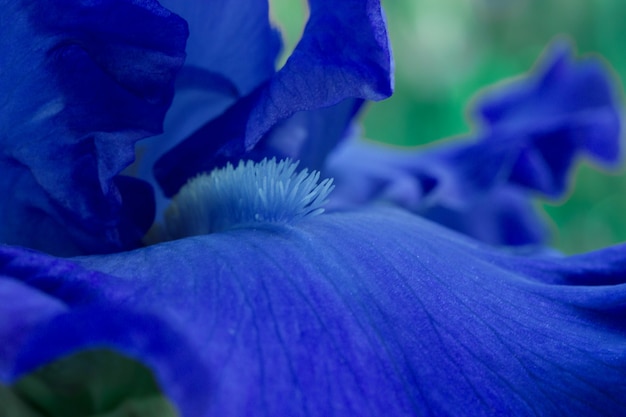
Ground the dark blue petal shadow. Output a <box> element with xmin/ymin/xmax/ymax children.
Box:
<box><xmin>0</xmin><ymin>0</ymin><xmax>187</xmax><ymax>255</ymax></box>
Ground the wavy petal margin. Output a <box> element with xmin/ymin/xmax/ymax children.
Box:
<box><xmin>325</xmin><ymin>40</ymin><xmax>623</xmax><ymax>246</ymax></box>
<box><xmin>0</xmin><ymin>0</ymin><xmax>187</xmax><ymax>255</ymax></box>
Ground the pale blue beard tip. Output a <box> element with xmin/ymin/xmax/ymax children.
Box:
<box><xmin>150</xmin><ymin>158</ymin><xmax>335</xmax><ymax>242</ymax></box>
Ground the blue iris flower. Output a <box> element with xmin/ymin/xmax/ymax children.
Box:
<box><xmin>1</xmin><ymin>1</ymin><xmax>626</xmax><ymax>416</ymax></box>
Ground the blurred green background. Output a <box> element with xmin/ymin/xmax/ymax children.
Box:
<box><xmin>270</xmin><ymin>0</ymin><xmax>626</xmax><ymax>254</ymax></box>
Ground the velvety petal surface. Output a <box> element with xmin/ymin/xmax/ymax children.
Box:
<box><xmin>0</xmin><ymin>246</ymin><xmax>211</xmax><ymax>417</ymax></box>
<box><xmin>0</xmin><ymin>0</ymin><xmax>187</xmax><ymax>256</ymax></box>
<box><xmin>154</xmin><ymin>0</ymin><xmax>393</xmax><ymax>197</ymax></box>
<box><xmin>61</xmin><ymin>208</ymin><xmax>626</xmax><ymax>416</ymax></box>
<box><xmin>244</xmin><ymin>0</ymin><xmax>393</xmax><ymax>149</ymax></box>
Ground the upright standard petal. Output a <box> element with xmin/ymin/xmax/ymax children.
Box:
<box><xmin>158</xmin><ymin>0</ymin><xmax>281</xmax><ymax>98</ymax></box>
<box><xmin>154</xmin><ymin>0</ymin><xmax>393</xmax><ymax>198</ymax></box>
<box><xmin>64</xmin><ymin>208</ymin><xmax>626</xmax><ymax>416</ymax></box>
<box><xmin>0</xmin><ymin>0</ymin><xmax>187</xmax><ymax>256</ymax></box>
<box><xmin>245</xmin><ymin>0</ymin><xmax>394</xmax><ymax>148</ymax></box>
<box><xmin>134</xmin><ymin>0</ymin><xmax>283</xmax><ymax>209</ymax></box>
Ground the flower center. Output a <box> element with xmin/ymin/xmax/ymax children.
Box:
<box><xmin>155</xmin><ymin>158</ymin><xmax>334</xmax><ymax>241</ymax></box>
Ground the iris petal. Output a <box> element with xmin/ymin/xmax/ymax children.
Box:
<box><xmin>325</xmin><ymin>40</ymin><xmax>622</xmax><ymax>246</ymax></box>
<box><xmin>0</xmin><ymin>278</ymin><xmax>67</xmax><ymax>382</ymax></box>
<box><xmin>0</xmin><ymin>0</ymin><xmax>187</xmax><ymax>255</ymax></box>
<box><xmin>475</xmin><ymin>40</ymin><xmax>622</xmax><ymax>197</ymax></box>
<box><xmin>244</xmin><ymin>0</ymin><xmax>393</xmax><ymax>149</ymax></box>
<box><xmin>134</xmin><ymin>0</ymin><xmax>283</xmax><ymax>209</ymax></box>
<box><xmin>154</xmin><ymin>0</ymin><xmax>393</xmax><ymax>198</ymax></box>
<box><xmin>59</xmin><ymin>207</ymin><xmax>626</xmax><ymax>416</ymax></box>
<box><xmin>0</xmin><ymin>246</ymin><xmax>211</xmax><ymax>417</ymax></box>
<box><xmin>158</xmin><ymin>0</ymin><xmax>281</xmax><ymax>97</ymax></box>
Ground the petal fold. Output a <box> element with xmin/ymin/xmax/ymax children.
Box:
<box><xmin>0</xmin><ymin>0</ymin><xmax>187</xmax><ymax>255</ymax></box>
<box><xmin>154</xmin><ymin>0</ymin><xmax>393</xmax><ymax>198</ymax></box>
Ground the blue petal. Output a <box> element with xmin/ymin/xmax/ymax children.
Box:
<box><xmin>0</xmin><ymin>245</ymin><xmax>212</xmax><ymax>416</ymax></box>
<box><xmin>255</xmin><ymin>99</ymin><xmax>364</xmax><ymax>171</ymax></box>
<box><xmin>325</xmin><ymin>40</ymin><xmax>623</xmax><ymax>245</ymax></box>
<box><xmin>134</xmin><ymin>0</ymin><xmax>283</xmax><ymax>212</ymax></box>
<box><xmin>155</xmin><ymin>95</ymin><xmax>363</xmax><ymax>198</ymax></box>
<box><xmin>154</xmin><ymin>0</ymin><xmax>393</xmax><ymax>197</ymax></box>
<box><xmin>62</xmin><ymin>208</ymin><xmax>626</xmax><ymax>416</ymax></box>
<box><xmin>158</xmin><ymin>0</ymin><xmax>281</xmax><ymax>98</ymax></box>
<box><xmin>0</xmin><ymin>277</ymin><xmax>67</xmax><ymax>382</ymax></box>
<box><xmin>325</xmin><ymin>137</ymin><xmax>549</xmax><ymax>246</ymax></box>
<box><xmin>0</xmin><ymin>0</ymin><xmax>187</xmax><ymax>255</ymax></box>
<box><xmin>244</xmin><ymin>0</ymin><xmax>394</xmax><ymax>149</ymax></box>
<box><xmin>422</xmin><ymin>186</ymin><xmax>549</xmax><ymax>246</ymax></box>
<box><xmin>473</xmin><ymin>40</ymin><xmax>623</xmax><ymax>197</ymax></box>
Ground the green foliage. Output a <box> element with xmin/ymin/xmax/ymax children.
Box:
<box><xmin>0</xmin><ymin>350</ymin><xmax>178</xmax><ymax>417</ymax></box>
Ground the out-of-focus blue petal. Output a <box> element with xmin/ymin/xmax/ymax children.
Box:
<box><xmin>0</xmin><ymin>245</ymin><xmax>212</xmax><ymax>416</ymax></box>
<box><xmin>154</xmin><ymin>0</ymin><xmax>393</xmax><ymax>198</ymax></box>
<box><xmin>422</xmin><ymin>186</ymin><xmax>549</xmax><ymax>246</ymax></box>
<box><xmin>61</xmin><ymin>208</ymin><xmax>626</xmax><ymax>416</ymax></box>
<box><xmin>325</xmin><ymin>40</ymin><xmax>622</xmax><ymax>246</ymax></box>
<box><xmin>326</xmin><ymin>138</ymin><xmax>549</xmax><ymax>246</ymax></box>
<box><xmin>473</xmin><ymin>40</ymin><xmax>622</xmax><ymax>197</ymax></box>
<box><xmin>0</xmin><ymin>0</ymin><xmax>187</xmax><ymax>256</ymax></box>
<box><xmin>255</xmin><ymin>99</ymin><xmax>364</xmax><ymax>171</ymax></box>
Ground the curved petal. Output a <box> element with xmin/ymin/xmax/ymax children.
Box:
<box><xmin>255</xmin><ymin>99</ymin><xmax>364</xmax><ymax>171</ymax></box>
<box><xmin>244</xmin><ymin>0</ymin><xmax>394</xmax><ymax>149</ymax></box>
<box><xmin>158</xmin><ymin>0</ymin><xmax>281</xmax><ymax>98</ymax></box>
<box><xmin>66</xmin><ymin>208</ymin><xmax>626</xmax><ymax>416</ymax></box>
<box><xmin>473</xmin><ymin>40</ymin><xmax>623</xmax><ymax>197</ymax></box>
<box><xmin>0</xmin><ymin>0</ymin><xmax>187</xmax><ymax>255</ymax></box>
<box><xmin>155</xmin><ymin>96</ymin><xmax>364</xmax><ymax>198</ymax></box>
<box><xmin>154</xmin><ymin>0</ymin><xmax>393</xmax><ymax>198</ymax></box>
<box><xmin>325</xmin><ymin>137</ymin><xmax>549</xmax><ymax>246</ymax></box>
<box><xmin>0</xmin><ymin>245</ymin><xmax>211</xmax><ymax>417</ymax></box>
<box><xmin>421</xmin><ymin>186</ymin><xmax>549</xmax><ymax>246</ymax></box>
<box><xmin>0</xmin><ymin>277</ymin><xmax>67</xmax><ymax>382</ymax></box>
<box><xmin>325</xmin><ymin>40</ymin><xmax>623</xmax><ymax>245</ymax></box>
<box><xmin>134</xmin><ymin>0</ymin><xmax>283</xmax><ymax>211</ymax></box>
